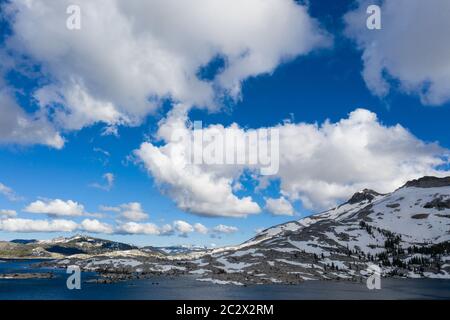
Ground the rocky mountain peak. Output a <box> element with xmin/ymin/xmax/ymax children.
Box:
<box><xmin>402</xmin><ymin>176</ymin><xmax>450</xmax><ymax>189</ymax></box>
<box><xmin>347</xmin><ymin>188</ymin><xmax>382</xmax><ymax>204</ymax></box>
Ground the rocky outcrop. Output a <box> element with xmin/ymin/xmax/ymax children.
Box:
<box><xmin>403</xmin><ymin>176</ymin><xmax>450</xmax><ymax>188</ymax></box>
<box><xmin>424</xmin><ymin>197</ymin><xmax>450</xmax><ymax>210</ymax></box>
<box><xmin>347</xmin><ymin>189</ymin><xmax>382</xmax><ymax>204</ymax></box>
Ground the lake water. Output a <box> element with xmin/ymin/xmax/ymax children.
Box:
<box><xmin>1</xmin><ymin>259</ymin><xmax>449</xmax><ymax>300</ymax></box>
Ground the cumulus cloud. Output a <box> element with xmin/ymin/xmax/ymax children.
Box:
<box><xmin>194</xmin><ymin>223</ymin><xmax>209</xmax><ymax>235</ymax></box>
<box><xmin>212</xmin><ymin>224</ymin><xmax>239</xmax><ymax>234</ymax></box>
<box><xmin>0</xmin><ymin>213</ymin><xmax>233</xmax><ymax>237</ymax></box>
<box><xmin>0</xmin><ymin>89</ymin><xmax>64</xmax><ymax>149</ymax></box>
<box><xmin>24</xmin><ymin>199</ymin><xmax>85</xmax><ymax>217</ymax></box>
<box><xmin>173</xmin><ymin>220</ymin><xmax>195</xmax><ymax>237</ymax></box>
<box><xmin>116</xmin><ymin>221</ymin><xmax>160</xmax><ymax>235</ymax></box>
<box><xmin>115</xmin><ymin>220</ymin><xmax>214</xmax><ymax>237</ymax></box>
<box><xmin>137</xmin><ymin>107</ymin><xmax>450</xmax><ymax>212</ymax></box>
<box><xmin>0</xmin><ymin>218</ymin><xmax>78</xmax><ymax>233</ymax></box>
<box><xmin>159</xmin><ymin>224</ymin><xmax>175</xmax><ymax>236</ymax></box>
<box><xmin>345</xmin><ymin>0</ymin><xmax>450</xmax><ymax>105</ymax></box>
<box><xmin>1</xmin><ymin>0</ymin><xmax>329</xmax><ymax>142</ymax></box>
<box><xmin>273</xmin><ymin>108</ymin><xmax>450</xmax><ymax>209</ymax></box>
<box><xmin>80</xmin><ymin>219</ymin><xmax>113</xmax><ymax>234</ymax></box>
<box><xmin>118</xmin><ymin>202</ymin><xmax>149</xmax><ymax>222</ymax></box>
<box><xmin>135</xmin><ymin>106</ymin><xmax>262</xmax><ymax>217</ymax></box>
<box><xmin>90</xmin><ymin>173</ymin><xmax>115</xmax><ymax>191</ymax></box>
<box><xmin>0</xmin><ymin>217</ymin><xmax>111</xmax><ymax>233</ymax></box>
<box><xmin>265</xmin><ymin>197</ymin><xmax>294</xmax><ymax>216</ymax></box>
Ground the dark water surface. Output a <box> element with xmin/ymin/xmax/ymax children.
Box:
<box><xmin>1</xmin><ymin>259</ymin><xmax>449</xmax><ymax>300</ymax></box>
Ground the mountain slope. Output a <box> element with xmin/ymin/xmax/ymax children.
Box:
<box><xmin>186</xmin><ymin>176</ymin><xmax>450</xmax><ymax>284</ymax></box>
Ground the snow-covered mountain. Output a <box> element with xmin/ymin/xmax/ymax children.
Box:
<box><xmin>190</xmin><ymin>176</ymin><xmax>450</xmax><ymax>284</ymax></box>
<box><xmin>30</xmin><ymin>176</ymin><xmax>450</xmax><ymax>285</ymax></box>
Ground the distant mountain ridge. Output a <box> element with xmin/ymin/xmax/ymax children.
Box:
<box><xmin>0</xmin><ymin>235</ymin><xmax>142</xmax><ymax>259</ymax></box>
<box><xmin>1</xmin><ymin>234</ymin><xmax>204</xmax><ymax>259</ymax></box>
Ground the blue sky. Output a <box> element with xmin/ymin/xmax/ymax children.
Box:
<box><xmin>1</xmin><ymin>0</ymin><xmax>450</xmax><ymax>246</ymax></box>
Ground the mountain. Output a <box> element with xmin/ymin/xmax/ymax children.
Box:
<box><xmin>192</xmin><ymin>176</ymin><xmax>450</xmax><ymax>284</ymax></box>
<box><xmin>38</xmin><ymin>234</ymin><xmax>138</xmax><ymax>254</ymax></box>
<box><xmin>11</xmin><ymin>176</ymin><xmax>450</xmax><ymax>285</ymax></box>
<box><xmin>0</xmin><ymin>235</ymin><xmax>141</xmax><ymax>259</ymax></box>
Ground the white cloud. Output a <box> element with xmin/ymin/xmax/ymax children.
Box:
<box><xmin>265</xmin><ymin>197</ymin><xmax>294</xmax><ymax>216</ymax></box>
<box><xmin>0</xmin><ymin>209</ymin><xmax>17</xmax><ymax>219</ymax></box>
<box><xmin>194</xmin><ymin>223</ymin><xmax>208</xmax><ymax>235</ymax></box>
<box><xmin>212</xmin><ymin>224</ymin><xmax>238</xmax><ymax>234</ymax></box>
<box><xmin>116</xmin><ymin>221</ymin><xmax>160</xmax><ymax>235</ymax></box>
<box><xmin>80</xmin><ymin>219</ymin><xmax>113</xmax><ymax>234</ymax></box>
<box><xmin>90</xmin><ymin>173</ymin><xmax>115</xmax><ymax>191</ymax></box>
<box><xmin>119</xmin><ymin>202</ymin><xmax>149</xmax><ymax>222</ymax></box>
<box><xmin>0</xmin><ymin>218</ymin><xmax>78</xmax><ymax>233</ymax></box>
<box><xmin>1</xmin><ymin>0</ymin><xmax>329</xmax><ymax>139</ymax></box>
<box><xmin>0</xmin><ymin>89</ymin><xmax>64</xmax><ymax>149</ymax></box>
<box><xmin>345</xmin><ymin>0</ymin><xmax>450</xmax><ymax>105</ymax></box>
<box><xmin>272</xmin><ymin>108</ymin><xmax>450</xmax><ymax>209</ymax></box>
<box><xmin>173</xmin><ymin>220</ymin><xmax>194</xmax><ymax>236</ymax></box>
<box><xmin>160</xmin><ymin>224</ymin><xmax>174</xmax><ymax>236</ymax></box>
<box><xmin>138</xmin><ymin>107</ymin><xmax>450</xmax><ymax>212</ymax></box>
<box><xmin>24</xmin><ymin>199</ymin><xmax>85</xmax><ymax>217</ymax></box>
<box><xmin>0</xmin><ymin>182</ymin><xmax>22</xmax><ymax>201</ymax></box>
<box><xmin>0</xmin><ymin>210</ymin><xmax>211</xmax><ymax>236</ymax></box>
<box><xmin>115</xmin><ymin>220</ymin><xmax>216</xmax><ymax>236</ymax></box>
<box><xmin>135</xmin><ymin>105</ymin><xmax>261</xmax><ymax>218</ymax></box>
